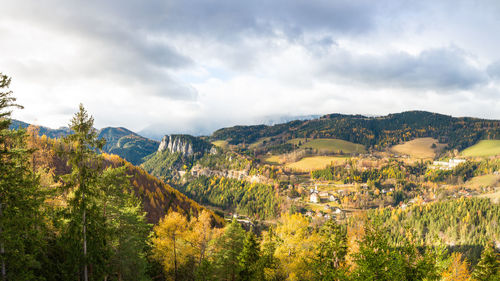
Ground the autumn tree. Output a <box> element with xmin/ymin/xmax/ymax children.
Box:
<box><xmin>152</xmin><ymin>211</ymin><xmax>190</xmax><ymax>281</ymax></box>
<box><xmin>273</xmin><ymin>213</ymin><xmax>322</xmax><ymax>280</ymax></box>
<box><xmin>441</xmin><ymin>252</ymin><xmax>472</xmax><ymax>281</ymax></box>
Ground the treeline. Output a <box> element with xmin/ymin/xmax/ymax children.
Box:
<box><xmin>212</xmin><ymin>111</ymin><xmax>500</xmax><ymax>150</ymax></box>
<box><xmin>368</xmin><ymin>198</ymin><xmax>500</xmax><ymax>262</ymax></box>
<box><xmin>152</xmin><ymin>210</ymin><xmax>500</xmax><ymax>281</ymax></box>
<box><xmin>312</xmin><ymin>158</ymin><xmax>500</xmax><ymax>185</ymax></box>
<box><xmin>311</xmin><ymin>159</ymin><xmax>426</xmax><ymax>183</ymax></box>
<box><xmin>179</xmin><ymin>176</ymin><xmax>279</xmax><ymax>219</ymax></box>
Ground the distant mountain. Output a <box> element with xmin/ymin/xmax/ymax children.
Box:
<box><xmin>26</xmin><ymin>132</ymin><xmax>222</xmax><ymax>224</ymax></box>
<box><xmin>9</xmin><ymin>119</ymin><xmax>71</xmax><ymax>138</ymax></box>
<box><xmin>9</xmin><ymin>119</ymin><xmax>159</xmax><ymax>165</ymax></box>
<box><xmin>211</xmin><ymin>111</ymin><xmax>500</xmax><ymax>151</ymax></box>
<box><xmin>256</xmin><ymin>114</ymin><xmax>321</xmax><ymax>126</ymax></box>
<box><xmin>98</xmin><ymin>127</ymin><xmax>159</xmax><ymax>165</ymax></box>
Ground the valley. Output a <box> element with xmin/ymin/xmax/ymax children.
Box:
<box><xmin>5</xmin><ymin>105</ymin><xmax>500</xmax><ymax>280</ymax></box>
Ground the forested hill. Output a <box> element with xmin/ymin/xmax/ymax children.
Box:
<box><xmin>211</xmin><ymin>111</ymin><xmax>500</xmax><ymax>150</ymax></box>
<box><xmin>10</xmin><ymin>120</ymin><xmax>159</xmax><ymax>165</ymax></box>
<box><xmin>27</xmin><ymin>129</ymin><xmax>220</xmax><ymax>224</ymax></box>
<box><xmin>10</xmin><ymin>119</ymin><xmax>71</xmax><ymax>138</ymax></box>
<box><xmin>98</xmin><ymin>127</ymin><xmax>159</xmax><ymax>165</ymax></box>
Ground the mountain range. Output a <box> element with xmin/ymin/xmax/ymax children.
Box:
<box><xmin>11</xmin><ymin>110</ymin><xmax>500</xmax><ymax>165</ymax></box>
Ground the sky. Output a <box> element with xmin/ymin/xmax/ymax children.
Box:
<box><xmin>2</xmin><ymin>0</ymin><xmax>500</xmax><ymax>137</ymax></box>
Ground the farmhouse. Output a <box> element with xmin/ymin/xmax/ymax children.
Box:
<box><xmin>310</xmin><ymin>193</ymin><xmax>320</xmax><ymax>203</ymax></box>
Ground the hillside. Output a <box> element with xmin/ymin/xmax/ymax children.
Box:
<box><xmin>211</xmin><ymin>111</ymin><xmax>500</xmax><ymax>152</ymax></box>
<box><xmin>390</xmin><ymin>137</ymin><xmax>446</xmax><ymax>159</ymax></box>
<box><xmin>26</xmin><ymin>130</ymin><xmax>221</xmax><ymax>224</ymax></box>
<box><xmin>460</xmin><ymin>140</ymin><xmax>500</xmax><ymax>157</ymax></box>
<box><xmin>98</xmin><ymin>127</ymin><xmax>159</xmax><ymax>165</ymax></box>
<box><xmin>10</xmin><ymin>120</ymin><xmax>160</xmax><ymax>165</ymax></box>
<box><xmin>10</xmin><ymin>119</ymin><xmax>71</xmax><ymax>138</ymax></box>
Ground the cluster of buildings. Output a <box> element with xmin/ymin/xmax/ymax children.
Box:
<box><xmin>309</xmin><ymin>186</ymin><xmax>338</xmax><ymax>203</ymax></box>
<box><xmin>432</xmin><ymin>158</ymin><xmax>466</xmax><ymax>170</ymax></box>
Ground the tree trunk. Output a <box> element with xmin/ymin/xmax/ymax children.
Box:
<box><xmin>173</xmin><ymin>234</ymin><xmax>177</xmax><ymax>281</ymax></box>
<box><xmin>0</xmin><ymin>203</ymin><xmax>5</xmax><ymax>281</ymax></box>
<box><xmin>83</xmin><ymin>192</ymin><xmax>88</xmax><ymax>281</ymax></box>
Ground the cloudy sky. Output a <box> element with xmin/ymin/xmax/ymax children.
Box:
<box><xmin>2</xmin><ymin>0</ymin><xmax>500</xmax><ymax>137</ymax></box>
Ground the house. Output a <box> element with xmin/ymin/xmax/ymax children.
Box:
<box><xmin>310</xmin><ymin>193</ymin><xmax>320</xmax><ymax>203</ymax></box>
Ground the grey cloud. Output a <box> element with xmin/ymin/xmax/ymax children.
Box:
<box><xmin>487</xmin><ymin>61</ymin><xmax>500</xmax><ymax>80</ymax></box>
<box><xmin>323</xmin><ymin>47</ymin><xmax>488</xmax><ymax>91</ymax></box>
<box><xmin>3</xmin><ymin>0</ymin><xmax>196</xmax><ymax>100</ymax></box>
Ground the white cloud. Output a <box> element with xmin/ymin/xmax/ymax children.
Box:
<box><xmin>1</xmin><ymin>0</ymin><xmax>500</xmax><ymax>136</ymax></box>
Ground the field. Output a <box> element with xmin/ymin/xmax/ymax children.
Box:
<box><xmin>211</xmin><ymin>140</ymin><xmax>228</xmax><ymax>149</ymax></box>
<box><xmin>390</xmin><ymin>138</ymin><xmax>445</xmax><ymax>159</ymax></box>
<box><xmin>264</xmin><ymin>155</ymin><xmax>284</xmax><ymax>164</ymax></box>
<box><xmin>460</xmin><ymin>140</ymin><xmax>500</xmax><ymax>157</ymax></box>
<box><xmin>288</xmin><ymin>138</ymin><xmax>366</xmax><ymax>154</ymax></box>
<box><xmin>285</xmin><ymin>156</ymin><xmax>348</xmax><ymax>172</ymax></box>
<box><xmin>478</xmin><ymin>190</ymin><xmax>500</xmax><ymax>203</ymax></box>
<box><xmin>465</xmin><ymin>174</ymin><xmax>500</xmax><ymax>189</ymax></box>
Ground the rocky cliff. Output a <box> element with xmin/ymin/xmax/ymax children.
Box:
<box><xmin>158</xmin><ymin>134</ymin><xmax>214</xmax><ymax>157</ymax></box>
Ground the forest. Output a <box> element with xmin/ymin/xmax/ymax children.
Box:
<box><xmin>212</xmin><ymin>111</ymin><xmax>500</xmax><ymax>151</ymax></box>
<box><xmin>1</xmin><ymin>73</ymin><xmax>499</xmax><ymax>281</ymax></box>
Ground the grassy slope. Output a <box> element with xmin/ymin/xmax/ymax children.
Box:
<box><xmin>465</xmin><ymin>174</ymin><xmax>500</xmax><ymax>189</ymax></box>
<box><xmin>390</xmin><ymin>137</ymin><xmax>445</xmax><ymax>159</ymax></box>
<box><xmin>212</xmin><ymin>140</ymin><xmax>228</xmax><ymax>149</ymax></box>
<box><xmin>285</xmin><ymin>156</ymin><xmax>348</xmax><ymax>172</ymax></box>
<box><xmin>460</xmin><ymin>140</ymin><xmax>500</xmax><ymax>157</ymax></box>
<box><xmin>289</xmin><ymin>138</ymin><xmax>366</xmax><ymax>153</ymax></box>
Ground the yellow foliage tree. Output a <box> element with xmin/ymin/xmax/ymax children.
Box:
<box><xmin>441</xmin><ymin>252</ymin><xmax>472</xmax><ymax>281</ymax></box>
<box><xmin>152</xmin><ymin>211</ymin><xmax>191</xmax><ymax>281</ymax></box>
<box><xmin>273</xmin><ymin>213</ymin><xmax>323</xmax><ymax>280</ymax></box>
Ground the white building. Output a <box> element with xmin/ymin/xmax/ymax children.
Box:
<box><xmin>432</xmin><ymin>158</ymin><xmax>466</xmax><ymax>170</ymax></box>
<box><xmin>310</xmin><ymin>193</ymin><xmax>320</xmax><ymax>203</ymax></box>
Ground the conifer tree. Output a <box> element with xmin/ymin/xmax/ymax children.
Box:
<box><xmin>312</xmin><ymin>219</ymin><xmax>348</xmax><ymax>280</ymax></box>
<box><xmin>61</xmin><ymin>104</ymin><xmax>105</xmax><ymax>281</ymax></box>
<box><xmin>213</xmin><ymin>219</ymin><xmax>245</xmax><ymax>281</ymax></box>
<box><xmin>0</xmin><ymin>73</ymin><xmax>44</xmax><ymax>280</ymax></box>
<box><xmin>99</xmin><ymin>166</ymin><xmax>151</xmax><ymax>281</ymax></box>
<box><xmin>238</xmin><ymin>231</ymin><xmax>260</xmax><ymax>281</ymax></box>
<box><xmin>472</xmin><ymin>243</ymin><xmax>499</xmax><ymax>281</ymax></box>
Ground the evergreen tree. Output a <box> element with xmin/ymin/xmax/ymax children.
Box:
<box><xmin>61</xmin><ymin>104</ymin><xmax>106</xmax><ymax>280</ymax></box>
<box><xmin>472</xmin><ymin>243</ymin><xmax>499</xmax><ymax>281</ymax></box>
<box><xmin>213</xmin><ymin>220</ymin><xmax>245</xmax><ymax>281</ymax></box>
<box><xmin>238</xmin><ymin>231</ymin><xmax>260</xmax><ymax>281</ymax></box>
<box><xmin>312</xmin><ymin>219</ymin><xmax>348</xmax><ymax>281</ymax></box>
<box><xmin>0</xmin><ymin>73</ymin><xmax>45</xmax><ymax>280</ymax></box>
<box><xmin>99</xmin><ymin>167</ymin><xmax>151</xmax><ymax>281</ymax></box>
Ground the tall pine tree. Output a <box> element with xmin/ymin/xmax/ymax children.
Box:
<box><xmin>472</xmin><ymin>243</ymin><xmax>499</xmax><ymax>281</ymax></box>
<box><xmin>61</xmin><ymin>104</ymin><xmax>106</xmax><ymax>281</ymax></box>
<box><xmin>0</xmin><ymin>73</ymin><xmax>45</xmax><ymax>280</ymax></box>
